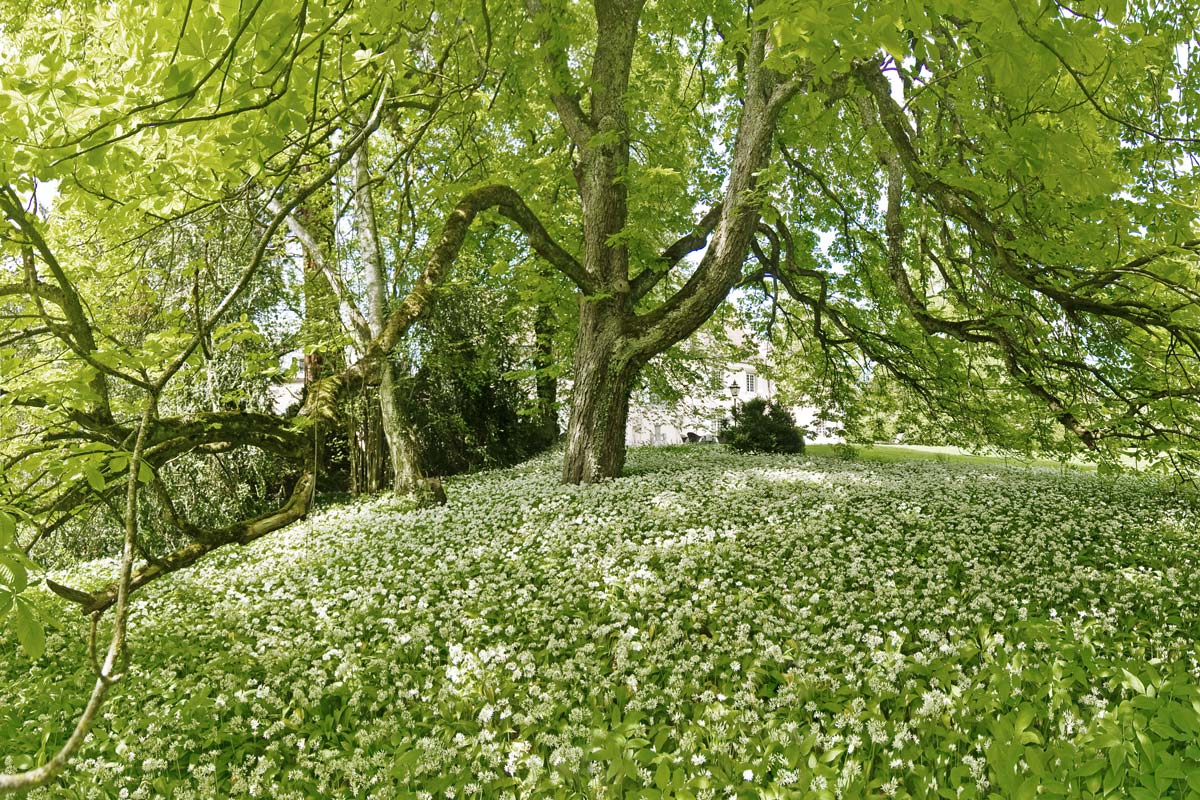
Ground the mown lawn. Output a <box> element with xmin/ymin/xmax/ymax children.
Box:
<box><xmin>804</xmin><ymin>443</ymin><xmax>1092</xmax><ymax>471</ymax></box>
<box><xmin>2</xmin><ymin>447</ymin><xmax>1199</xmax><ymax>799</ymax></box>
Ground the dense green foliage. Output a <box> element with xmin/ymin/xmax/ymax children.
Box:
<box><xmin>2</xmin><ymin>0</ymin><xmax>1200</xmax><ymax>789</ymax></box>
<box><xmin>407</xmin><ymin>366</ymin><xmax>553</xmax><ymax>477</ymax></box>
<box><xmin>4</xmin><ymin>448</ymin><xmax>1198</xmax><ymax>798</ymax></box>
<box><xmin>739</xmin><ymin>0</ymin><xmax>1200</xmax><ymax>466</ymax></box>
<box><xmin>721</xmin><ymin>398</ymin><xmax>806</xmax><ymax>455</ymax></box>
<box><xmin>404</xmin><ymin>271</ymin><xmax>559</xmax><ymax>477</ymax></box>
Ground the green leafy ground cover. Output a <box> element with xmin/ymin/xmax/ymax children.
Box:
<box><xmin>2</xmin><ymin>447</ymin><xmax>1199</xmax><ymax>799</ymax></box>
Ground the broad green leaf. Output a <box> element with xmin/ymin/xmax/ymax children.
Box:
<box><xmin>84</xmin><ymin>463</ymin><xmax>105</xmax><ymax>491</ymax></box>
<box><xmin>654</xmin><ymin>760</ymin><xmax>670</xmax><ymax>790</ymax></box>
<box><xmin>13</xmin><ymin>596</ymin><xmax>45</xmax><ymax>660</ymax></box>
<box><xmin>0</xmin><ymin>510</ymin><xmax>14</xmax><ymax>548</ymax></box>
<box><xmin>0</xmin><ymin>553</ymin><xmax>27</xmax><ymax>594</ymax></box>
<box><xmin>1123</xmin><ymin>669</ymin><xmax>1146</xmax><ymax>695</ymax></box>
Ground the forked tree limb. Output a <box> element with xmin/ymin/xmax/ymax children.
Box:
<box><xmin>630</xmin><ymin>202</ymin><xmax>724</xmax><ymax>302</ymax></box>
<box><xmin>305</xmin><ymin>182</ymin><xmax>590</xmax><ymax>423</ymax></box>
<box><xmin>523</xmin><ymin>0</ymin><xmax>598</xmax><ymax>147</ymax></box>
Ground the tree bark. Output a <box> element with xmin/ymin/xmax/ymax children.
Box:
<box><xmin>378</xmin><ymin>357</ymin><xmax>425</xmax><ymax>493</ymax></box>
<box><xmin>354</xmin><ymin>143</ymin><xmax>430</xmax><ymax>495</ymax></box>
<box><xmin>533</xmin><ymin>295</ymin><xmax>559</xmax><ymax>444</ymax></box>
<box><xmin>561</xmin><ymin>298</ymin><xmax>642</xmax><ymax>482</ymax></box>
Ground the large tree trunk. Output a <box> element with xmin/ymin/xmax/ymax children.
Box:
<box><xmin>527</xmin><ymin>0</ymin><xmax>797</xmax><ymax>484</ymax></box>
<box><xmin>353</xmin><ymin>142</ymin><xmax>433</xmax><ymax>497</ymax></box>
<box><xmin>561</xmin><ymin>298</ymin><xmax>641</xmax><ymax>482</ymax></box>
<box><xmin>552</xmin><ymin>0</ymin><xmax>641</xmax><ymax>482</ymax></box>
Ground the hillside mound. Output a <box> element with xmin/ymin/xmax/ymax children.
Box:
<box><xmin>3</xmin><ymin>447</ymin><xmax>1198</xmax><ymax>798</ymax></box>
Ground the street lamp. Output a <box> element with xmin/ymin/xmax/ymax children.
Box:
<box><xmin>719</xmin><ymin>379</ymin><xmax>741</xmax><ymax>442</ymax></box>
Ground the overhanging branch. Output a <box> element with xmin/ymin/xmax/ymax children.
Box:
<box><xmin>630</xmin><ymin>202</ymin><xmax>723</xmax><ymax>301</ymax></box>
<box><xmin>52</xmin><ymin>469</ymin><xmax>315</xmax><ymax>616</ymax></box>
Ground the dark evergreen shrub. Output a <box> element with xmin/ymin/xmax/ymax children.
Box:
<box><xmin>720</xmin><ymin>397</ymin><xmax>805</xmax><ymax>454</ymax></box>
<box><xmin>407</xmin><ymin>359</ymin><xmax>553</xmax><ymax>477</ymax></box>
<box><xmin>404</xmin><ymin>278</ymin><xmax>557</xmax><ymax>477</ymax></box>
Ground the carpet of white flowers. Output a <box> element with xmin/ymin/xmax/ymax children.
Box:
<box><xmin>2</xmin><ymin>446</ymin><xmax>1200</xmax><ymax>799</ymax></box>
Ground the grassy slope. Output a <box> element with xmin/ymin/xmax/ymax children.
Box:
<box><xmin>2</xmin><ymin>447</ymin><xmax>1199</xmax><ymax>799</ymax></box>
<box><xmin>804</xmin><ymin>444</ymin><xmax>1092</xmax><ymax>470</ymax></box>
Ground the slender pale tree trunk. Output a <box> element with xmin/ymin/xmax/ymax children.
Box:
<box><xmin>354</xmin><ymin>144</ymin><xmax>430</xmax><ymax>495</ymax></box>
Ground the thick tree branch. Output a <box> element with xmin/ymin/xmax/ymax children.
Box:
<box><xmin>854</xmin><ymin>66</ymin><xmax>1121</xmax><ymax>447</ymax></box>
<box><xmin>856</xmin><ymin>61</ymin><xmax>1200</xmax><ymax>356</ymax></box>
<box><xmin>141</xmin><ymin>411</ymin><xmax>309</xmax><ymax>462</ymax></box>
<box><xmin>31</xmin><ymin>179</ymin><xmax>577</xmax><ymax>620</ymax></box>
<box><xmin>1</xmin><ymin>193</ymin><xmax>127</xmax><ymax>412</ymax></box>
<box><xmin>56</xmin><ymin>469</ymin><xmax>315</xmax><ymax>616</ymax></box>
<box><xmin>628</xmin><ymin>63</ymin><xmax>806</xmax><ymax>352</ymax></box>
<box><xmin>630</xmin><ymin>202</ymin><xmax>723</xmax><ymax>301</ymax></box>
<box><xmin>490</xmin><ymin>188</ymin><xmax>589</xmax><ymax>290</ymax></box>
<box><xmin>21</xmin><ymin>86</ymin><xmax>388</xmax><ymax>621</ymax></box>
<box><xmin>304</xmin><ymin>183</ymin><xmax>587</xmax><ymax>419</ymax></box>
<box><xmin>524</xmin><ymin>0</ymin><xmax>595</xmax><ymax>146</ymax></box>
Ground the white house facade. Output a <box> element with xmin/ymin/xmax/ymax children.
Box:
<box><xmin>626</xmin><ymin>333</ymin><xmax>843</xmax><ymax>446</ymax></box>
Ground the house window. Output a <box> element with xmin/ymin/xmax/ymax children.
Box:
<box><xmin>745</xmin><ymin>373</ymin><xmax>757</xmax><ymax>393</ymax></box>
